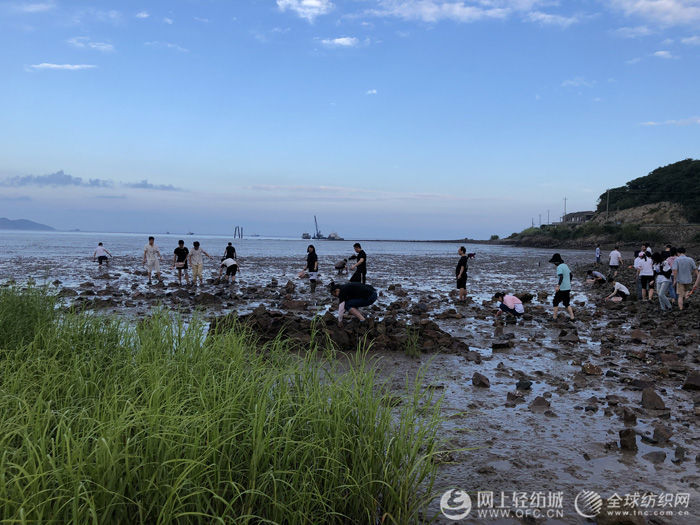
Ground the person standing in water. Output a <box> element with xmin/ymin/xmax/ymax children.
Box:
<box><xmin>455</xmin><ymin>246</ymin><xmax>469</xmax><ymax>302</ymax></box>
<box><xmin>93</xmin><ymin>242</ymin><xmax>112</xmax><ymax>266</ymax></box>
<box><xmin>298</xmin><ymin>244</ymin><xmax>319</xmax><ymax>292</ymax></box>
<box><xmin>330</xmin><ymin>281</ymin><xmax>377</xmax><ymax>327</ymax></box>
<box><xmin>223</xmin><ymin>242</ymin><xmax>237</xmax><ymax>261</ymax></box>
<box><xmin>188</xmin><ymin>241</ymin><xmax>213</xmax><ymax>287</ymax></box>
<box><xmin>350</xmin><ymin>243</ymin><xmax>367</xmax><ymax>284</ymax></box>
<box><xmin>549</xmin><ymin>253</ymin><xmax>574</xmax><ymax>321</ymax></box>
<box><xmin>143</xmin><ymin>236</ymin><xmax>163</xmax><ymax>284</ymax></box>
<box><xmin>172</xmin><ymin>240</ymin><xmax>190</xmax><ymax>286</ymax></box>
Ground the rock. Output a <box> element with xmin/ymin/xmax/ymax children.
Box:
<box><xmin>516</xmin><ymin>379</ymin><xmax>532</xmax><ymax>390</ymax></box>
<box><xmin>514</xmin><ymin>292</ymin><xmax>534</xmax><ymax>303</ymax></box>
<box><xmin>529</xmin><ymin>396</ymin><xmax>550</xmax><ymax>412</ymax></box>
<box><xmin>558</xmin><ymin>329</ymin><xmax>580</xmax><ymax>343</ymax></box>
<box><xmin>582</xmin><ymin>363</ymin><xmax>603</xmax><ymax>376</ymax></box>
<box><xmin>619</xmin><ymin>429</ymin><xmax>638</xmax><ymax>451</ymax></box>
<box><xmin>596</xmin><ymin>499</ymin><xmax>647</xmax><ymax>525</ymax></box>
<box><xmin>492</xmin><ymin>339</ymin><xmax>514</xmax><ymax>351</ymax></box>
<box><xmin>58</xmin><ymin>288</ymin><xmax>78</xmax><ymax>297</ymax></box>
<box><xmin>641</xmin><ymin>388</ymin><xmax>666</xmax><ymax>410</ymax></box>
<box><xmin>629</xmin><ymin>329</ymin><xmax>646</xmax><ymax>343</ymax></box>
<box><xmin>652</xmin><ymin>424</ymin><xmax>673</xmax><ymax>444</ymax></box>
<box><xmin>682</xmin><ymin>370</ymin><xmax>700</xmax><ymax>391</ymax></box>
<box><xmin>536</xmin><ymin>291</ymin><xmax>549</xmax><ymax>302</ymax></box>
<box><xmin>472</xmin><ymin>372</ymin><xmax>490</xmax><ymax>388</ymax></box>
<box><xmin>194</xmin><ymin>292</ymin><xmax>220</xmax><ymax>306</ymax></box>
<box><xmin>284</xmin><ymin>280</ymin><xmax>296</xmax><ymax>294</ymax></box>
<box><xmin>642</xmin><ymin>451</ymin><xmax>666</xmax><ymax>464</ymax></box>
<box><xmin>673</xmin><ymin>446</ymin><xmax>686</xmax><ymax>463</ymax></box>
<box><xmin>507</xmin><ymin>391</ymin><xmax>525</xmax><ymax>403</ymax></box>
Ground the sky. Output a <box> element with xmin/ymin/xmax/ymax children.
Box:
<box><xmin>0</xmin><ymin>0</ymin><xmax>699</xmax><ymax>239</ymax></box>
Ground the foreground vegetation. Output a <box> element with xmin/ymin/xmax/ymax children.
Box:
<box><xmin>0</xmin><ymin>287</ymin><xmax>442</xmax><ymax>524</ymax></box>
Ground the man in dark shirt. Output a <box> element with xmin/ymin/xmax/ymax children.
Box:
<box><xmin>224</xmin><ymin>242</ymin><xmax>237</xmax><ymax>261</ymax></box>
<box><xmin>456</xmin><ymin>246</ymin><xmax>469</xmax><ymax>302</ymax></box>
<box><xmin>172</xmin><ymin>240</ymin><xmax>190</xmax><ymax>286</ymax></box>
<box><xmin>350</xmin><ymin>243</ymin><xmax>367</xmax><ymax>283</ymax></box>
<box><xmin>330</xmin><ymin>282</ymin><xmax>377</xmax><ymax>327</ymax></box>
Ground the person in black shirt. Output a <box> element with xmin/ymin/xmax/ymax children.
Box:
<box><xmin>330</xmin><ymin>282</ymin><xmax>377</xmax><ymax>327</ymax></box>
<box><xmin>172</xmin><ymin>240</ymin><xmax>190</xmax><ymax>286</ymax></box>
<box><xmin>298</xmin><ymin>244</ymin><xmax>319</xmax><ymax>293</ymax></box>
<box><xmin>456</xmin><ymin>246</ymin><xmax>469</xmax><ymax>302</ymax></box>
<box><xmin>223</xmin><ymin>242</ymin><xmax>237</xmax><ymax>261</ymax></box>
<box><xmin>350</xmin><ymin>243</ymin><xmax>367</xmax><ymax>283</ymax></box>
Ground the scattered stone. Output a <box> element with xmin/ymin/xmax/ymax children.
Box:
<box><xmin>652</xmin><ymin>424</ymin><xmax>673</xmax><ymax>444</ymax></box>
<box><xmin>582</xmin><ymin>363</ymin><xmax>603</xmax><ymax>376</ymax></box>
<box><xmin>642</xmin><ymin>451</ymin><xmax>666</xmax><ymax>464</ymax></box>
<box><xmin>673</xmin><ymin>446</ymin><xmax>686</xmax><ymax>464</ymax></box>
<box><xmin>629</xmin><ymin>329</ymin><xmax>646</xmax><ymax>343</ymax></box>
<box><xmin>682</xmin><ymin>370</ymin><xmax>700</xmax><ymax>391</ymax></box>
<box><xmin>516</xmin><ymin>379</ymin><xmax>532</xmax><ymax>390</ymax></box>
<box><xmin>641</xmin><ymin>388</ymin><xmax>666</xmax><ymax>410</ymax></box>
<box><xmin>472</xmin><ymin>372</ymin><xmax>490</xmax><ymax>388</ymax></box>
<box><xmin>619</xmin><ymin>429</ymin><xmax>638</xmax><ymax>451</ymax></box>
<box><xmin>529</xmin><ymin>396</ymin><xmax>550</xmax><ymax>412</ymax></box>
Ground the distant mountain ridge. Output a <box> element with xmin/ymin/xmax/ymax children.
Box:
<box><xmin>0</xmin><ymin>218</ymin><xmax>55</xmax><ymax>231</ymax></box>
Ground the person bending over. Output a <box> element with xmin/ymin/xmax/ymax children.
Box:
<box><xmin>493</xmin><ymin>292</ymin><xmax>524</xmax><ymax>318</ymax></box>
<box><xmin>93</xmin><ymin>242</ymin><xmax>112</xmax><ymax>266</ymax></box>
<box><xmin>604</xmin><ymin>281</ymin><xmax>630</xmax><ymax>302</ymax></box>
<box><xmin>330</xmin><ymin>281</ymin><xmax>377</xmax><ymax>327</ymax></box>
<box><xmin>586</xmin><ymin>270</ymin><xmax>607</xmax><ymax>286</ymax></box>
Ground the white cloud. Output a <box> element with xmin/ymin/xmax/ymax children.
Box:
<box><xmin>321</xmin><ymin>36</ymin><xmax>359</xmax><ymax>47</ymax></box>
<box><xmin>194</xmin><ymin>17</ymin><xmax>210</xmax><ymax>23</ymax></box>
<box><xmin>612</xmin><ymin>25</ymin><xmax>653</xmax><ymax>38</ymax></box>
<box><xmin>651</xmin><ymin>49</ymin><xmax>677</xmax><ymax>59</ymax></box>
<box><xmin>144</xmin><ymin>41</ymin><xmax>189</xmax><ymax>52</ymax></box>
<box><xmin>163</xmin><ymin>17</ymin><xmax>174</xmax><ymax>24</ymax></box>
<box><xmin>561</xmin><ymin>76</ymin><xmax>596</xmax><ymax>88</ymax></box>
<box><xmin>682</xmin><ymin>35</ymin><xmax>700</xmax><ymax>44</ymax></box>
<box><xmin>28</xmin><ymin>63</ymin><xmax>97</xmax><ymax>71</ymax></box>
<box><xmin>367</xmin><ymin>0</ymin><xmax>509</xmax><ymax>23</ymax></box>
<box><xmin>135</xmin><ymin>11</ymin><xmax>149</xmax><ymax>19</ymax></box>
<box><xmin>641</xmin><ymin>116</ymin><xmax>700</xmax><ymax>126</ymax></box>
<box><xmin>366</xmin><ymin>89</ymin><xmax>378</xmax><ymax>95</ymax></box>
<box><xmin>67</xmin><ymin>37</ymin><xmax>114</xmax><ymax>52</ymax></box>
<box><xmin>610</xmin><ymin>0</ymin><xmax>700</xmax><ymax>26</ymax></box>
<box><xmin>526</xmin><ymin>11</ymin><xmax>579</xmax><ymax>28</ymax></box>
<box><xmin>12</xmin><ymin>2</ymin><xmax>54</xmax><ymax>13</ymax></box>
<box><xmin>277</xmin><ymin>0</ymin><xmax>334</xmax><ymax>22</ymax></box>
<box><xmin>626</xmin><ymin>56</ymin><xmax>642</xmax><ymax>64</ymax></box>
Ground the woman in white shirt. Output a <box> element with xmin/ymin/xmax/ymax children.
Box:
<box><xmin>605</xmin><ymin>281</ymin><xmax>630</xmax><ymax>302</ymax></box>
<box><xmin>635</xmin><ymin>252</ymin><xmax>654</xmax><ymax>301</ymax></box>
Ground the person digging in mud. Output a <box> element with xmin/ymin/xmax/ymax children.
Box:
<box><xmin>218</xmin><ymin>257</ymin><xmax>239</xmax><ymax>284</ymax></box>
<box><xmin>492</xmin><ymin>292</ymin><xmax>524</xmax><ymax>319</ymax></box>
<box><xmin>586</xmin><ymin>270</ymin><xmax>607</xmax><ymax>286</ymax></box>
<box><xmin>188</xmin><ymin>241</ymin><xmax>213</xmax><ymax>287</ymax></box>
<box><xmin>298</xmin><ymin>244</ymin><xmax>319</xmax><ymax>292</ymax></box>
<box><xmin>172</xmin><ymin>240</ymin><xmax>190</xmax><ymax>286</ymax></box>
<box><xmin>143</xmin><ymin>236</ymin><xmax>163</xmax><ymax>285</ymax></box>
<box><xmin>93</xmin><ymin>242</ymin><xmax>112</xmax><ymax>267</ymax></box>
<box><xmin>549</xmin><ymin>253</ymin><xmax>574</xmax><ymax>321</ymax></box>
<box><xmin>349</xmin><ymin>243</ymin><xmax>367</xmax><ymax>284</ymax></box>
<box><xmin>330</xmin><ymin>281</ymin><xmax>377</xmax><ymax>328</ymax></box>
<box><xmin>334</xmin><ymin>258</ymin><xmax>348</xmax><ymax>275</ymax></box>
<box><xmin>604</xmin><ymin>280</ymin><xmax>630</xmax><ymax>302</ymax></box>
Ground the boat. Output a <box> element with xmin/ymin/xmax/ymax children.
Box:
<box><xmin>309</xmin><ymin>215</ymin><xmax>343</xmax><ymax>240</ymax></box>
<box><xmin>302</xmin><ymin>232</ymin><xmax>311</xmax><ymax>239</ymax></box>
<box><xmin>187</xmin><ymin>232</ymin><xmax>194</xmax><ymax>235</ymax></box>
<box><xmin>327</xmin><ymin>232</ymin><xmax>344</xmax><ymax>241</ymax></box>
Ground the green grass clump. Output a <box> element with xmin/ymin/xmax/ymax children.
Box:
<box><xmin>0</xmin><ymin>288</ymin><xmax>442</xmax><ymax>524</ymax></box>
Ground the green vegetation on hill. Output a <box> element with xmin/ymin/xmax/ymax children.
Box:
<box><xmin>596</xmin><ymin>159</ymin><xmax>700</xmax><ymax>221</ymax></box>
<box><xmin>509</xmin><ymin>222</ymin><xmax>660</xmax><ymax>243</ymax></box>
<box><xmin>0</xmin><ymin>286</ymin><xmax>442</xmax><ymax>523</ymax></box>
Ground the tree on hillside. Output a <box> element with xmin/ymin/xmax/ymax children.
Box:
<box><xmin>596</xmin><ymin>159</ymin><xmax>700</xmax><ymax>221</ymax></box>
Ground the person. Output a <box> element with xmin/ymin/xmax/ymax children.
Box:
<box><xmin>549</xmin><ymin>253</ymin><xmax>574</xmax><ymax>321</ymax></box>
<box><xmin>609</xmin><ymin>246</ymin><xmax>623</xmax><ymax>277</ymax></box>
<box><xmin>349</xmin><ymin>243</ymin><xmax>367</xmax><ymax>284</ymax></box>
<box><xmin>223</xmin><ymin>242</ymin><xmax>237</xmax><ymax>261</ymax></box>
<box><xmin>298</xmin><ymin>244</ymin><xmax>319</xmax><ymax>292</ymax></box>
<box><xmin>664</xmin><ymin>247</ymin><xmax>679</xmax><ymax>303</ymax></box>
<box><xmin>604</xmin><ymin>280</ymin><xmax>630</xmax><ymax>302</ymax></box>
<box><xmin>455</xmin><ymin>246</ymin><xmax>469</xmax><ymax>302</ymax></box>
<box><xmin>673</xmin><ymin>247</ymin><xmax>698</xmax><ymax>310</ymax></box>
<box><xmin>219</xmin><ymin>257</ymin><xmax>239</xmax><ymax>284</ymax></box>
<box><xmin>188</xmin><ymin>241</ymin><xmax>213</xmax><ymax>287</ymax></box>
<box><xmin>586</xmin><ymin>270</ymin><xmax>607</xmax><ymax>285</ymax></box>
<box><xmin>595</xmin><ymin>244</ymin><xmax>601</xmax><ymax>266</ymax></box>
<box><xmin>142</xmin><ymin>236</ymin><xmax>163</xmax><ymax>284</ymax></box>
<box><xmin>493</xmin><ymin>292</ymin><xmax>524</xmax><ymax>318</ymax></box>
<box><xmin>334</xmin><ymin>258</ymin><xmax>348</xmax><ymax>275</ymax></box>
<box><xmin>642</xmin><ymin>243</ymin><xmax>652</xmax><ymax>256</ymax></box>
<box><xmin>652</xmin><ymin>252</ymin><xmax>673</xmax><ymax>311</ymax></box>
<box><xmin>634</xmin><ymin>251</ymin><xmax>654</xmax><ymax>301</ymax></box>
<box><xmin>329</xmin><ymin>281</ymin><xmax>378</xmax><ymax>327</ymax></box>
<box><xmin>172</xmin><ymin>240</ymin><xmax>190</xmax><ymax>286</ymax></box>
<box><xmin>93</xmin><ymin>242</ymin><xmax>112</xmax><ymax>266</ymax></box>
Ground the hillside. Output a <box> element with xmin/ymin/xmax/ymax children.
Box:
<box><xmin>0</xmin><ymin>218</ymin><xmax>55</xmax><ymax>231</ymax></box>
<box><xmin>596</xmin><ymin>159</ymin><xmax>700</xmax><ymax>222</ymax></box>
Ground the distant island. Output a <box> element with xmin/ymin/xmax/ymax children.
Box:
<box><xmin>0</xmin><ymin>217</ymin><xmax>55</xmax><ymax>231</ymax></box>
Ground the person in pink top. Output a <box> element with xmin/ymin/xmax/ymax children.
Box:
<box><xmin>493</xmin><ymin>292</ymin><xmax>524</xmax><ymax>318</ymax></box>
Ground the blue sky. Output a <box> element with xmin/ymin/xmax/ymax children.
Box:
<box><xmin>1</xmin><ymin>0</ymin><xmax>699</xmax><ymax>239</ymax></box>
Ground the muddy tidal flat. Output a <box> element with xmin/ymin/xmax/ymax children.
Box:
<box><xmin>1</xmin><ymin>232</ymin><xmax>698</xmax><ymax>523</ymax></box>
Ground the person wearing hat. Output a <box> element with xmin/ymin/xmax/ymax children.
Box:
<box><xmin>549</xmin><ymin>253</ymin><xmax>574</xmax><ymax>321</ymax></box>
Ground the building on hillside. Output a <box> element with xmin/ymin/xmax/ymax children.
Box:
<box><xmin>562</xmin><ymin>211</ymin><xmax>595</xmax><ymax>224</ymax></box>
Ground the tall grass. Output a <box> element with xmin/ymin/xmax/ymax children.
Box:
<box><xmin>0</xmin><ymin>287</ymin><xmax>442</xmax><ymax>524</ymax></box>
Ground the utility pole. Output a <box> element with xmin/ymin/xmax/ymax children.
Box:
<box><xmin>563</xmin><ymin>197</ymin><xmax>567</xmax><ymax>222</ymax></box>
<box><xmin>606</xmin><ymin>189</ymin><xmax>610</xmax><ymax>221</ymax></box>
<box><xmin>532</xmin><ymin>217</ymin><xmax>535</xmax><ymax>227</ymax></box>
<box><xmin>547</xmin><ymin>210</ymin><xmax>550</xmax><ymax>224</ymax></box>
